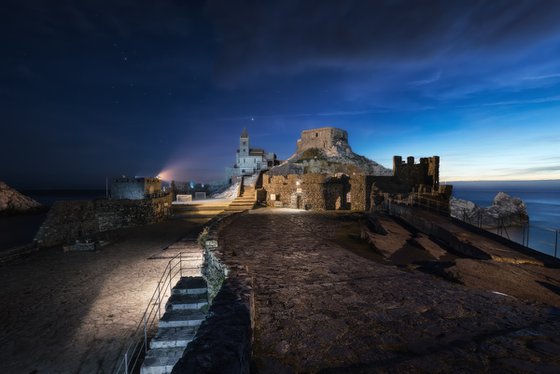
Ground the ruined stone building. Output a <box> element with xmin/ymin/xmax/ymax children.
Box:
<box><xmin>226</xmin><ymin>128</ymin><xmax>279</xmax><ymax>181</ymax></box>
<box><xmin>110</xmin><ymin>176</ymin><xmax>161</xmax><ymax>200</ymax></box>
<box><xmin>259</xmin><ymin>127</ymin><xmax>452</xmax><ymax>212</ymax></box>
<box><xmin>296</xmin><ymin>127</ymin><xmax>351</xmax><ymax>155</ymax></box>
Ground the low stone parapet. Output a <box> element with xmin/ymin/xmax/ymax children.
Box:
<box><xmin>172</xmin><ymin>212</ymin><xmax>255</xmax><ymax>374</ymax></box>
<box><xmin>34</xmin><ymin>194</ymin><xmax>172</xmax><ymax>248</ymax></box>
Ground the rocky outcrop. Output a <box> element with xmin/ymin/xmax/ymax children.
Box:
<box><xmin>451</xmin><ymin>192</ymin><xmax>529</xmax><ymax>228</ymax></box>
<box><xmin>0</xmin><ymin>181</ymin><xmax>42</xmax><ymax>215</ymax></box>
<box><xmin>272</xmin><ymin>127</ymin><xmax>392</xmax><ymax>176</ymax></box>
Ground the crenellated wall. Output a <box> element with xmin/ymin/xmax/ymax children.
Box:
<box><xmin>392</xmin><ymin>155</ymin><xmax>440</xmax><ymax>188</ymax></box>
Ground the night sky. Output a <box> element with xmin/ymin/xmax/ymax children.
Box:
<box><xmin>2</xmin><ymin>1</ymin><xmax>560</xmax><ymax>188</ymax></box>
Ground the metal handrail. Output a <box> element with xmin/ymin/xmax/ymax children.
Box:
<box><xmin>113</xmin><ymin>251</ymin><xmax>202</xmax><ymax>373</ymax></box>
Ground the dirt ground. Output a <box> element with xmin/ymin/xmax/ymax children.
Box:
<box><xmin>0</xmin><ymin>218</ymin><xmax>205</xmax><ymax>373</ymax></box>
<box><xmin>220</xmin><ymin>209</ymin><xmax>560</xmax><ymax>373</ymax></box>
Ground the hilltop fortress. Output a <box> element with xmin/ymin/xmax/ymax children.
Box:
<box><xmin>296</xmin><ymin>127</ymin><xmax>351</xmax><ymax>155</ymax></box>
<box><xmin>258</xmin><ymin>126</ymin><xmax>452</xmax><ymax>212</ymax></box>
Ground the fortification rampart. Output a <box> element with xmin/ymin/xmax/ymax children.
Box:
<box><xmin>263</xmin><ymin>173</ymin><xmax>352</xmax><ymax>210</ymax></box>
<box><xmin>393</xmin><ymin>155</ymin><xmax>440</xmax><ymax>188</ymax></box>
<box><xmin>34</xmin><ymin>194</ymin><xmax>172</xmax><ymax>247</ymax></box>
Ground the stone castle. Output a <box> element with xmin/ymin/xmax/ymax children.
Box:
<box><xmin>296</xmin><ymin>127</ymin><xmax>351</xmax><ymax>155</ymax></box>
<box><xmin>258</xmin><ymin>127</ymin><xmax>452</xmax><ymax>212</ymax></box>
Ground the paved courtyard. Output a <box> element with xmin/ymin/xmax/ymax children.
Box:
<box><xmin>220</xmin><ymin>209</ymin><xmax>560</xmax><ymax>373</ymax></box>
<box><xmin>0</xmin><ymin>219</ymin><xmax>204</xmax><ymax>373</ymax></box>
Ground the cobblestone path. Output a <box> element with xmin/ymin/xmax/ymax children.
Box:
<box><xmin>221</xmin><ymin>210</ymin><xmax>560</xmax><ymax>373</ymax></box>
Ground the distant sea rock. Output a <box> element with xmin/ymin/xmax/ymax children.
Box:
<box><xmin>0</xmin><ymin>181</ymin><xmax>43</xmax><ymax>215</ymax></box>
<box><xmin>450</xmin><ymin>192</ymin><xmax>529</xmax><ymax>228</ymax></box>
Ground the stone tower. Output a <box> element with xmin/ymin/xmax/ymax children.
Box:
<box><xmin>239</xmin><ymin>128</ymin><xmax>249</xmax><ymax>157</ymax></box>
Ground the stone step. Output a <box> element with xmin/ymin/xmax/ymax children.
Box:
<box><xmin>228</xmin><ymin>202</ymin><xmax>255</xmax><ymax>207</ymax></box>
<box><xmin>172</xmin><ymin>277</ymin><xmax>207</xmax><ymax>295</ymax></box>
<box><xmin>229</xmin><ymin>200</ymin><xmax>255</xmax><ymax>204</ymax></box>
<box><xmin>172</xmin><ymin>214</ymin><xmax>221</xmax><ymax>219</ymax></box>
<box><xmin>172</xmin><ymin>205</ymin><xmax>227</xmax><ymax>211</ymax></box>
<box><xmin>166</xmin><ymin>293</ymin><xmax>208</xmax><ymax>311</ymax></box>
<box><xmin>140</xmin><ymin>347</ymin><xmax>184</xmax><ymax>374</ymax></box>
<box><xmin>159</xmin><ymin>310</ymin><xmax>206</xmax><ymax>328</ymax></box>
<box><xmin>149</xmin><ymin>326</ymin><xmax>197</xmax><ymax>349</ymax></box>
<box><xmin>224</xmin><ymin>207</ymin><xmax>254</xmax><ymax>212</ymax></box>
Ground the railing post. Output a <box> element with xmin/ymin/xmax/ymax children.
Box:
<box><xmin>124</xmin><ymin>352</ymin><xmax>128</xmax><ymax>374</ymax></box>
<box><xmin>180</xmin><ymin>252</ymin><xmax>183</xmax><ymax>277</ymax></box>
<box><xmin>144</xmin><ymin>313</ymin><xmax>148</xmax><ymax>353</ymax></box>
<box><xmin>169</xmin><ymin>265</ymin><xmax>172</xmax><ymax>294</ymax></box>
<box><xmin>157</xmin><ymin>282</ymin><xmax>161</xmax><ymax>318</ymax></box>
<box><xmin>555</xmin><ymin>229</ymin><xmax>558</xmax><ymax>258</ymax></box>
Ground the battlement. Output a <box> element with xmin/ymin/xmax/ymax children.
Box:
<box><xmin>393</xmin><ymin>155</ymin><xmax>440</xmax><ymax>188</ymax></box>
<box><xmin>296</xmin><ymin>127</ymin><xmax>349</xmax><ymax>153</ymax></box>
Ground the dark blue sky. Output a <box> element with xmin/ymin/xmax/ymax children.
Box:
<box><xmin>2</xmin><ymin>0</ymin><xmax>560</xmax><ymax>188</ymax></box>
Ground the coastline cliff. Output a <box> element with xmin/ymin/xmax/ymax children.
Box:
<box><xmin>451</xmin><ymin>192</ymin><xmax>529</xmax><ymax>228</ymax></box>
<box><xmin>0</xmin><ymin>181</ymin><xmax>43</xmax><ymax>215</ymax></box>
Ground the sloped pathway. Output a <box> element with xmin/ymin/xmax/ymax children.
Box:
<box><xmin>220</xmin><ymin>209</ymin><xmax>560</xmax><ymax>373</ymax></box>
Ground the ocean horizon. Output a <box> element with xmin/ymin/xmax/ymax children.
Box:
<box><xmin>2</xmin><ymin>180</ymin><xmax>559</xmax><ymax>255</ymax></box>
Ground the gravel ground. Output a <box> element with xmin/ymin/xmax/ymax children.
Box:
<box><xmin>0</xmin><ymin>218</ymin><xmax>205</xmax><ymax>374</ymax></box>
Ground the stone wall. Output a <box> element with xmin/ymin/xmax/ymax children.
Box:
<box><xmin>393</xmin><ymin>155</ymin><xmax>439</xmax><ymax>188</ymax></box>
<box><xmin>34</xmin><ymin>194</ymin><xmax>172</xmax><ymax>247</ymax></box>
<box><xmin>263</xmin><ymin>173</ymin><xmax>351</xmax><ymax>210</ymax></box>
<box><xmin>385</xmin><ymin>204</ymin><xmax>491</xmax><ymax>260</ymax></box>
<box><xmin>173</xmin><ymin>213</ymin><xmax>255</xmax><ymax>374</ymax></box>
<box><xmin>296</xmin><ymin>127</ymin><xmax>349</xmax><ymax>153</ymax></box>
<box><xmin>110</xmin><ymin>177</ymin><xmax>161</xmax><ymax>200</ymax></box>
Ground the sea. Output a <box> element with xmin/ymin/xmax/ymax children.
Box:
<box><xmin>1</xmin><ymin>182</ymin><xmax>559</xmax><ymax>256</ymax></box>
<box><xmin>0</xmin><ymin>190</ymin><xmax>104</xmax><ymax>252</ymax></box>
<box><xmin>451</xmin><ymin>180</ymin><xmax>560</xmax><ymax>257</ymax></box>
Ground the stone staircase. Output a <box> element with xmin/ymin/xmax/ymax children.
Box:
<box><xmin>172</xmin><ymin>201</ymin><xmax>229</xmax><ymax>220</ymax></box>
<box><xmin>225</xmin><ymin>186</ymin><xmax>256</xmax><ymax>212</ymax></box>
<box><xmin>140</xmin><ymin>277</ymin><xmax>208</xmax><ymax>374</ymax></box>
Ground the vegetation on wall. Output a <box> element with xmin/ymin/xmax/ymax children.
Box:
<box><xmin>297</xmin><ymin>147</ymin><xmax>327</xmax><ymax>162</ymax></box>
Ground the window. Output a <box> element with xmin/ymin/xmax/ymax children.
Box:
<box><xmin>316</xmin><ymin>132</ymin><xmax>318</xmax><ymax>137</ymax></box>
<box><xmin>242</xmin><ymin>141</ymin><xmax>246</xmax><ymax>145</ymax></box>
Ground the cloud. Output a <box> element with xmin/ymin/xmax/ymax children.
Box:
<box><xmin>522</xmin><ymin>73</ymin><xmax>560</xmax><ymax>80</ymax></box>
<box><xmin>410</xmin><ymin>71</ymin><xmax>441</xmax><ymax>86</ymax></box>
<box><xmin>206</xmin><ymin>0</ymin><xmax>560</xmax><ymax>85</ymax></box>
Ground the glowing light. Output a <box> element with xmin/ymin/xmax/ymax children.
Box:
<box><xmin>156</xmin><ymin>169</ymin><xmax>175</xmax><ymax>181</ymax></box>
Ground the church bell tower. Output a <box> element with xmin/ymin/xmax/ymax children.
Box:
<box><xmin>239</xmin><ymin>128</ymin><xmax>249</xmax><ymax>157</ymax></box>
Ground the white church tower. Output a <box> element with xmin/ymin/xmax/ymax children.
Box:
<box><xmin>226</xmin><ymin>128</ymin><xmax>279</xmax><ymax>182</ymax></box>
<box><xmin>239</xmin><ymin>127</ymin><xmax>249</xmax><ymax>157</ymax></box>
